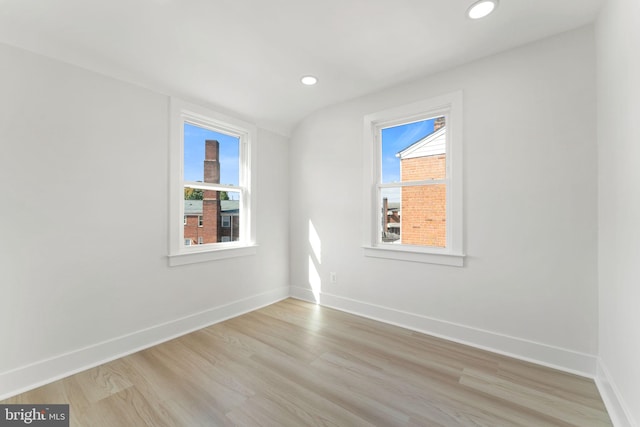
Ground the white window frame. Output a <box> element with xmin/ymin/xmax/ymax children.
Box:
<box><xmin>197</xmin><ymin>215</ymin><xmax>203</xmax><ymax>227</ymax></box>
<box><xmin>169</xmin><ymin>98</ymin><xmax>257</xmax><ymax>266</ymax></box>
<box><xmin>362</xmin><ymin>91</ymin><xmax>464</xmax><ymax>267</ymax></box>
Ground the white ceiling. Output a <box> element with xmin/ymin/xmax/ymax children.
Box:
<box><xmin>0</xmin><ymin>0</ymin><xmax>604</xmax><ymax>135</ymax></box>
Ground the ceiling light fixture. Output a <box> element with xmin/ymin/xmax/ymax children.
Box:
<box><xmin>467</xmin><ymin>0</ymin><xmax>498</xmax><ymax>19</ymax></box>
<box><xmin>301</xmin><ymin>75</ymin><xmax>318</xmax><ymax>86</ymax></box>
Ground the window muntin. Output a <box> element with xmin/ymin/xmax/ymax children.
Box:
<box><xmin>363</xmin><ymin>91</ymin><xmax>463</xmax><ymax>266</ymax></box>
<box><xmin>169</xmin><ymin>99</ymin><xmax>257</xmax><ymax>265</ymax></box>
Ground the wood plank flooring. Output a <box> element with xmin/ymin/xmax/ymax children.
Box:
<box><xmin>2</xmin><ymin>298</ymin><xmax>612</xmax><ymax>426</ymax></box>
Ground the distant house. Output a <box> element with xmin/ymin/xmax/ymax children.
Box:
<box><xmin>184</xmin><ymin>199</ymin><xmax>240</xmax><ymax>245</ymax></box>
<box><xmin>219</xmin><ymin>200</ymin><xmax>240</xmax><ymax>242</ymax></box>
<box><xmin>382</xmin><ymin>199</ymin><xmax>401</xmax><ymax>243</ymax></box>
<box><xmin>396</xmin><ymin>117</ymin><xmax>446</xmax><ymax>247</ymax></box>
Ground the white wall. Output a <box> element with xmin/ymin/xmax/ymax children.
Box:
<box><xmin>290</xmin><ymin>27</ymin><xmax>599</xmax><ymax>374</ymax></box>
<box><xmin>0</xmin><ymin>42</ymin><xmax>289</xmax><ymax>398</ymax></box>
<box><xmin>596</xmin><ymin>0</ymin><xmax>640</xmax><ymax>424</ymax></box>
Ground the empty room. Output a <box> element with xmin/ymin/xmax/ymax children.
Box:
<box><xmin>0</xmin><ymin>0</ymin><xmax>638</xmax><ymax>425</ymax></box>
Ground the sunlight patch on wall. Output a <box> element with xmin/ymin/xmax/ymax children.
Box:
<box><xmin>308</xmin><ymin>219</ymin><xmax>322</xmax><ymax>303</ymax></box>
<box><xmin>309</xmin><ymin>219</ymin><xmax>322</xmax><ymax>264</ymax></box>
<box><xmin>308</xmin><ymin>255</ymin><xmax>322</xmax><ymax>303</ymax></box>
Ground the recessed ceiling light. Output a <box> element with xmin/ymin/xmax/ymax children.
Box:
<box><xmin>301</xmin><ymin>75</ymin><xmax>318</xmax><ymax>86</ymax></box>
<box><xmin>467</xmin><ymin>0</ymin><xmax>498</xmax><ymax>19</ymax></box>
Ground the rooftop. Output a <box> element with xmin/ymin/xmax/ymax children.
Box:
<box><xmin>184</xmin><ymin>200</ymin><xmax>239</xmax><ymax>216</ymax></box>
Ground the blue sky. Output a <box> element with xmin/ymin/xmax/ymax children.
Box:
<box><xmin>381</xmin><ymin>118</ymin><xmax>435</xmax><ymax>183</ymax></box>
<box><xmin>183</xmin><ymin>123</ymin><xmax>239</xmax><ymax>186</ymax></box>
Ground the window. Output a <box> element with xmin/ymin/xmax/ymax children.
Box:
<box><xmin>222</xmin><ymin>216</ymin><xmax>231</xmax><ymax>228</ymax></box>
<box><xmin>362</xmin><ymin>91</ymin><xmax>464</xmax><ymax>266</ymax></box>
<box><xmin>221</xmin><ymin>236</ymin><xmax>231</xmax><ymax>242</ymax></box>
<box><xmin>169</xmin><ymin>99</ymin><xmax>257</xmax><ymax>266</ymax></box>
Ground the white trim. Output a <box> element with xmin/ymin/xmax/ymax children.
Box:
<box><xmin>363</xmin><ymin>246</ymin><xmax>464</xmax><ymax>266</ymax></box>
<box><xmin>362</xmin><ymin>91</ymin><xmax>464</xmax><ymax>266</ymax></box>
<box><xmin>289</xmin><ymin>286</ymin><xmax>597</xmax><ymax>377</ymax></box>
<box><xmin>0</xmin><ymin>287</ymin><xmax>289</xmax><ymax>401</ymax></box>
<box><xmin>378</xmin><ymin>179</ymin><xmax>446</xmax><ymax>188</ymax></box>
<box><xmin>169</xmin><ymin>98</ymin><xmax>257</xmax><ymax>266</ymax></box>
<box><xmin>184</xmin><ymin>181</ymin><xmax>241</xmax><ymax>192</ymax></box>
<box><xmin>595</xmin><ymin>360</ymin><xmax>637</xmax><ymax>427</ymax></box>
<box><xmin>168</xmin><ymin>244</ymin><xmax>257</xmax><ymax>266</ymax></box>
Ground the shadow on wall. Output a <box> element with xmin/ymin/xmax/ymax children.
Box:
<box><xmin>308</xmin><ymin>219</ymin><xmax>322</xmax><ymax>303</ymax></box>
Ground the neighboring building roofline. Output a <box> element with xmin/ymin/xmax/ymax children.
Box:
<box><xmin>184</xmin><ymin>199</ymin><xmax>240</xmax><ymax>215</ymax></box>
<box><xmin>396</xmin><ymin>126</ymin><xmax>446</xmax><ymax>159</ymax></box>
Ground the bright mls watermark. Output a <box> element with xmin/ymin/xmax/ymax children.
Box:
<box><xmin>0</xmin><ymin>405</ymin><xmax>69</xmax><ymax>426</ymax></box>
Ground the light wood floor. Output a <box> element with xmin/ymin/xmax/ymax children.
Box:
<box><xmin>3</xmin><ymin>298</ymin><xmax>611</xmax><ymax>426</ymax></box>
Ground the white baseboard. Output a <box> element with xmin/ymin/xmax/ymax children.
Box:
<box><xmin>595</xmin><ymin>359</ymin><xmax>637</xmax><ymax>427</ymax></box>
<box><xmin>290</xmin><ymin>286</ymin><xmax>598</xmax><ymax>378</ymax></box>
<box><xmin>0</xmin><ymin>286</ymin><xmax>289</xmax><ymax>401</ymax></box>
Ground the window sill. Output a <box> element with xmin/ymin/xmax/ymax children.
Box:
<box><xmin>168</xmin><ymin>244</ymin><xmax>257</xmax><ymax>266</ymax></box>
<box><xmin>363</xmin><ymin>245</ymin><xmax>465</xmax><ymax>267</ymax></box>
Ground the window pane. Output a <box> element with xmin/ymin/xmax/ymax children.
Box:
<box><xmin>184</xmin><ymin>187</ymin><xmax>241</xmax><ymax>245</ymax></box>
<box><xmin>402</xmin><ymin>184</ymin><xmax>446</xmax><ymax>247</ymax></box>
<box><xmin>381</xmin><ymin>116</ymin><xmax>445</xmax><ymax>183</ymax></box>
<box><xmin>183</xmin><ymin>123</ymin><xmax>239</xmax><ymax>186</ymax></box>
<box><xmin>220</xmin><ymin>191</ymin><xmax>241</xmax><ymax>242</ymax></box>
<box><xmin>380</xmin><ymin>185</ymin><xmax>446</xmax><ymax>247</ymax></box>
<box><xmin>381</xmin><ymin>188</ymin><xmax>401</xmax><ymax>243</ymax></box>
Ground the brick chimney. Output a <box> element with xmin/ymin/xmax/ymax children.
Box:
<box><xmin>433</xmin><ymin>116</ymin><xmax>446</xmax><ymax>132</ymax></box>
<box><xmin>202</xmin><ymin>140</ymin><xmax>221</xmax><ymax>244</ymax></box>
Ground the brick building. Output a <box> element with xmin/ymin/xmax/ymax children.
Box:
<box><xmin>397</xmin><ymin>117</ymin><xmax>446</xmax><ymax>247</ymax></box>
<box><xmin>183</xmin><ymin>140</ymin><xmax>239</xmax><ymax>245</ymax></box>
<box><xmin>184</xmin><ymin>199</ymin><xmax>240</xmax><ymax>245</ymax></box>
